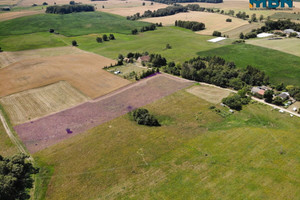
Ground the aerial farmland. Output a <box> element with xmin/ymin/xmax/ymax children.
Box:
<box><xmin>0</xmin><ymin>0</ymin><xmax>299</xmax><ymax>199</ymax></box>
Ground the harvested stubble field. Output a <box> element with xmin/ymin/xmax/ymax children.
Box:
<box><xmin>0</xmin><ymin>10</ymin><xmax>43</xmax><ymax>21</ymax></box>
<box><xmin>0</xmin><ymin>53</ymin><xmax>129</xmax><ymax>98</ymax></box>
<box><xmin>14</xmin><ymin>74</ymin><xmax>193</xmax><ymax>153</ymax></box>
<box><xmin>0</xmin><ymin>81</ymin><xmax>90</xmax><ymax>125</ymax></box>
<box><xmin>140</xmin><ymin>11</ymin><xmax>248</xmax><ymax>35</ymax></box>
<box><xmin>0</xmin><ymin>46</ymin><xmax>83</xmax><ymax>68</ymax></box>
<box><xmin>186</xmin><ymin>84</ymin><xmax>231</xmax><ymax>104</ymax></box>
<box><xmin>223</xmin><ymin>22</ymin><xmax>262</xmax><ymax>38</ymax></box>
<box><xmin>246</xmin><ymin>38</ymin><xmax>300</xmax><ymax>57</ymax></box>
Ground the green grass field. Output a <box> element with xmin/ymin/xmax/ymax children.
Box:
<box><xmin>0</xmin><ymin>11</ymin><xmax>150</xmax><ymax>37</ymax></box>
<box><xmin>66</xmin><ymin>27</ymin><xmax>220</xmax><ymax>63</ymax></box>
<box><xmin>197</xmin><ymin>43</ymin><xmax>300</xmax><ymax>85</ymax></box>
<box><xmin>34</xmin><ymin>89</ymin><xmax>300</xmax><ymax>200</ymax></box>
<box><xmin>271</xmin><ymin>12</ymin><xmax>300</xmax><ymax>20</ymax></box>
<box><xmin>0</xmin><ymin>32</ymin><xmax>67</xmax><ymax>51</ymax></box>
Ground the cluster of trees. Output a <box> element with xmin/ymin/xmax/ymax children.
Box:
<box><xmin>175</xmin><ymin>20</ymin><xmax>205</xmax><ymax>31</ymax></box>
<box><xmin>173</xmin><ymin>56</ymin><xmax>269</xmax><ymax>89</ymax></box>
<box><xmin>222</xmin><ymin>88</ymin><xmax>251</xmax><ymax>110</ymax></box>
<box><xmin>235</xmin><ymin>11</ymin><xmax>249</xmax><ymax>20</ymax></box>
<box><xmin>129</xmin><ymin>108</ymin><xmax>160</xmax><ymax>126</ymax></box>
<box><xmin>262</xmin><ymin>19</ymin><xmax>300</xmax><ymax>32</ymax></box>
<box><xmin>46</xmin><ymin>4</ymin><xmax>95</xmax><ymax>14</ymax></box>
<box><xmin>212</xmin><ymin>31</ymin><xmax>222</xmax><ymax>36</ymax></box>
<box><xmin>136</xmin><ymin>68</ymin><xmax>159</xmax><ymax>80</ymax></box>
<box><xmin>96</xmin><ymin>34</ymin><xmax>115</xmax><ymax>43</ymax></box>
<box><xmin>144</xmin><ymin>0</ymin><xmax>222</xmax><ymax>4</ymax></box>
<box><xmin>132</xmin><ymin>24</ymin><xmax>161</xmax><ymax>35</ymax></box>
<box><xmin>149</xmin><ymin>54</ymin><xmax>167</xmax><ymax>67</ymax></box>
<box><xmin>127</xmin><ymin>5</ymin><xmax>188</xmax><ymax>20</ymax></box>
<box><xmin>0</xmin><ymin>154</ymin><xmax>39</xmax><ymax>200</ymax></box>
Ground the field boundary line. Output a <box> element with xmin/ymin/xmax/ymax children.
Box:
<box><xmin>0</xmin><ymin>110</ymin><xmax>32</xmax><ymax>160</ymax></box>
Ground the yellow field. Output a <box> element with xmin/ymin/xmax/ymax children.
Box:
<box><xmin>0</xmin><ymin>10</ymin><xmax>44</xmax><ymax>21</ymax></box>
<box><xmin>186</xmin><ymin>84</ymin><xmax>231</xmax><ymax>104</ymax></box>
<box><xmin>140</xmin><ymin>11</ymin><xmax>248</xmax><ymax>35</ymax></box>
<box><xmin>0</xmin><ymin>81</ymin><xmax>90</xmax><ymax>125</ymax></box>
<box><xmin>0</xmin><ymin>46</ymin><xmax>83</xmax><ymax>69</ymax></box>
<box><xmin>0</xmin><ymin>52</ymin><xmax>130</xmax><ymax>99</ymax></box>
<box><xmin>246</xmin><ymin>38</ymin><xmax>300</xmax><ymax>57</ymax></box>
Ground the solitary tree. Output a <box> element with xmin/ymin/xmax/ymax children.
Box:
<box><xmin>264</xmin><ymin>90</ymin><xmax>274</xmax><ymax>103</ymax></box>
<box><xmin>96</xmin><ymin>37</ymin><xmax>102</xmax><ymax>43</ymax></box>
<box><xmin>69</xmin><ymin>0</ymin><xmax>75</xmax><ymax>4</ymax></box>
<box><xmin>49</xmin><ymin>28</ymin><xmax>54</xmax><ymax>33</ymax></box>
<box><xmin>166</xmin><ymin>43</ymin><xmax>172</xmax><ymax>49</ymax></box>
<box><xmin>42</xmin><ymin>2</ymin><xmax>48</xmax><ymax>5</ymax></box>
<box><xmin>109</xmin><ymin>34</ymin><xmax>115</xmax><ymax>40</ymax></box>
<box><xmin>259</xmin><ymin>14</ymin><xmax>264</xmax><ymax>21</ymax></box>
<box><xmin>131</xmin><ymin>29</ymin><xmax>138</xmax><ymax>35</ymax></box>
<box><xmin>239</xmin><ymin>32</ymin><xmax>244</xmax><ymax>39</ymax></box>
<box><xmin>72</xmin><ymin>40</ymin><xmax>77</xmax><ymax>46</ymax></box>
<box><xmin>0</xmin><ymin>154</ymin><xmax>39</xmax><ymax>200</ymax></box>
<box><xmin>142</xmin><ymin>2</ymin><xmax>145</xmax><ymax>6</ymax></box>
<box><xmin>102</xmin><ymin>34</ymin><xmax>108</xmax><ymax>41</ymax></box>
<box><xmin>0</xmin><ymin>47</ymin><xmax>3</xmax><ymax>52</ymax></box>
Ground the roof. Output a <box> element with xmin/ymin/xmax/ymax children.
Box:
<box><xmin>258</xmin><ymin>89</ymin><xmax>265</xmax><ymax>96</ymax></box>
<box><xmin>278</xmin><ymin>92</ymin><xmax>290</xmax><ymax>99</ymax></box>
<box><xmin>251</xmin><ymin>87</ymin><xmax>261</xmax><ymax>94</ymax></box>
<box><xmin>138</xmin><ymin>55</ymin><xmax>150</xmax><ymax>62</ymax></box>
<box><xmin>283</xmin><ymin>29</ymin><xmax>296</xmax><ymax>33</ymax></box>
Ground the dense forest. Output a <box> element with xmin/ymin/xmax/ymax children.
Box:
<box><xmin>46</xmin><ymin>4</ymin><xmax>95</xmax><ymax>14</ymax></box>
<box><xmin>175</xmin><ymin>20</ymin><xmax>205</xmax><ymax>31</ymax></box>
<box><xmin>164</xmin><ymin>56</ymin><xmax>269</xmax><ymax>89</ymax></box>
<box><xmin>144</xmin><ymin>0</ymin><xmax>223</xmax><ymax>4</ymax></box>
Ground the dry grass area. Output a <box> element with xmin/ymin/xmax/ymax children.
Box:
<box><xmin>101</xmin><ymin>2</ymin><xmax>167</xmax><ymax>16</ymax></box>
<box><xmin>140</xmin><ymin>11</ymin><xmax>248</xmax><ymax>35</ymax></box>
<box><xmin>0</xmin><ymin>10</ymin><xmax>44</xmax><ymax>21</ymax></box>
<box><xmin>0</xmin><ymin>81</ymin><xmax>90</xmax><ymax>125</ymax></box>
<box><xmin>0</xmin><ymin>53</ymin><xmax>130</xmax><ymax>99</ymax></box>
<box><xmin>186</xmin><ymin>84</ymin><xmax>231</xmax><ymax>104</ymax></box>
<box><xmin>246</xmin><ymin>38</ymin><xmax>300</xmax><ymax>57</ymax></box>
<box><xmin>287</xmin><ymin>102</ymin><xmax>300</xmax><ymax>113</ymax></box>
<box><xmin>0</xmin><ymin>46</ymin><xmax>84</xmax><ymax>69</ymax></box>
<box><xmin>223</xmin><ymin>22</ymin><xmax>262</xmax><ymax>38</ymax></box>
<box><xmin>0</xmin><ymin>0</ymin><xmax>17</xmax><ymax>5</ymax></box>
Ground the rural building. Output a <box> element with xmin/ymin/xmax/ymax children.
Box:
<box><xmin>251</xmin><ymin>86</ymin><xmax>270</xmax><ymax>97</ymax></box>
<box><xmin>137</xmin><ymin>55</ymin><xmax>150</xmax><ymax>63</ymax></box>
<box><xmin>278</xmin><ymin>92</ymin><xmax>290</xmax><ymax>100</ymax></box>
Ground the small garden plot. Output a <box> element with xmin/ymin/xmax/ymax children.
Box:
<box><xmin>106</xmin><ymin>63</ymin><xmax>146</xmax><ymax>81</ymax></box>
<box><xmin>186</xmin><ymin>84</ymin><xmax>232</xmax><ymax>104</ymax></box>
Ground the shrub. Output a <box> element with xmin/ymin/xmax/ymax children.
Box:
<box><xmin>43</xmin><ymin>2</ymin><xmax>48</xmax><ymax>5</ymax></box>
<box><xmin>226</xmin><ymin>18</ymin><xmax>232</xmax><ymax>22</ymax></box>
<box><xmin>272</xmin><ymin>96</ymin><xmax>283</xmax><ymax>105</ymax></box>
<box><xmin>102</xmin><ymin>34</ymin><xmax>108</xmax><ymax>41</ymax></box>
<box><xmin>72</xmin><ymin>40</ymin><xmax>77</xmax><ymax>46</ymax></box>
<box><xmin>96</xmin><ymin>37</ymin><xmax>102</xmax><ymax>43</ymax></box>
<box><xmin>129</xmin><ymin>108</ymin><xmax>160</xmax><ymax>126</ymax></box>
<box><xmin>212</xmin><ymin>31</ymin><xmax>221</xmax><ymax>36</ymax></box>
<box><xmin>222</xmin><ymin>94</ymin><xmax>242</xmax><ymax>110</ymax></box>
<box><xmin>109</xmin><ymin>34</ymin><xmax>115</xmax><ymax>40</ymax></box>
<box><xmin>49</xmin><ymin>29</ymin><xmax>54</xmax><ymax>33</ymax></box>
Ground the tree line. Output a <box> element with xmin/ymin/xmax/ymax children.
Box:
<box><xmin>144</xmin><ymin>0</ymin><xmax>223</xmax><ymax>4</ymax></box>
<box><xmin>175</xmin><ymin>20</ymin><xmax>205</xmax><ymax>31</ymax></box>
<box><xmin>132</xmin><ymin>23</ymin><xmax>161</xmax><ymax>35</ymax></box>
<box><xmin>46</xmin><ymin>4</ymin><xmax>95</xmax><ymax>14</ymax></box>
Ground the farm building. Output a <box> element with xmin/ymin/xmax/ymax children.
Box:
<box><xmin>251</xmin><ymin>86</ymin><xmax>270</xmax><ymax>97</ymax></box>
<box><xmin>137</xmin><ymin>55</ymin><xmax>150</xmax><ymax>63</ymax></box>
<box><xmin>278</xmin><ymin>92</ymin><xmax>290</xmax><ymax>100</ymax></box>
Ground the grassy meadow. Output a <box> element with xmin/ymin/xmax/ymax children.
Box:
<box><xmin>0</xmin><ymin>11</ymin><xmax>150</xmax><ymax>37</ymax></box>
<box><xmin>197</xmin><ymin>43</ymin><xmax>300</xmax><ymax>85</ymax></box>
<box><xmin>33</xmin><ymin>89</ymin><xmax>300</xmax><ymax>199</ymax></box>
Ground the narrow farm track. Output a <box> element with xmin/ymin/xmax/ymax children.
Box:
<box><xmin>0</xmin><ymin>110</ymin><xmax>33</xmax><ymax>160</ymax></box>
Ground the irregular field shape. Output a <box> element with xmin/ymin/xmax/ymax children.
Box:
<box><xmin>0</xmin><ymin>81</ymin><xmax>90</xmax><ymax>125</ymax></box>
<box><xmin>246</xmin><ymin>38</ymin><xmax>300</xmax><ymax>57</ymax></box>
<box><xmin>186</xmin><ymin>85</ymin><xmax>231</xmax><ymax>104</ymax></box>
<box><xmin>0</xmin><ymin>53</ymin><xmax>130</xmax><ymax>98</ymax></box>
<box><xmin>140</xmin><ymin>11</ymin><xmax>248</xmax><ymax>35</ymax></box>
<box><xmin>0</xmin><ymin>46</ymin><xmax>83</xmax><ymax>68</ymax></box>
<box><xmin>14</xmin><ymin>74</ymin><xmax>193</xmax><ymax>153</ymax></box>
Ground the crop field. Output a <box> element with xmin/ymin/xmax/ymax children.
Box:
<box><xmin>0</xmin><ymin>32</ymin><xmax>67</xmax><ymax>51</ymax></box>
<box><xmin>186</xmin><ymin>84</ymin><xmax>231</xmax><ymax>104</ymax></box>
<box><xmin>14</xmin><ymin>74</ymin><xmax>193</xmax><ymax>153</ymax></box>
<box><xmin>0</xmin><ymin>12</ymin><xmax>150</xmax><ymax>37</ymax></box>
<box><xmin>70</xmin><ymin>27</ymin><xmax>220</xmax><ymax>63</ymax></box>
<box><xmin>140</xmin><ymin>11</ymin><xmax>248</xmax><ymax>35</ymax></box>
<box><xmin>0</xmin><ymin>10</ymin><xmax>43</xmax><ymax>21</ymax></box>
<box><xmin>247</xmin><ymin>38</ymin><xmax>300</xmax><ymax>57</ymax></box>
<box><xmin>0</xmin><ymin>81</ymin><xmax>90</xmax><ymax>125</ymax></box>
<box><xmin>0</xmin><ymin>53</ymin><xmax>129</xmax><ymax>98</ymax></box>
<box><xmin>0</xmin><ymin>46</ymin><xmax>83</xmax><ymax>68</ymax></box>
<box><xmin>33</xmin><ymin>88</ymin><xmax>300</xmax><ymax>199</ymax></box>
<box><xmin>271</xmin><ymin>12</ymin><xmax>300</xmax><ymax>21</ymax></box>
<box><xmin>223</xmin><ymin>22</ymin><xmax>263</xmax><ymax>38</ymax></box>
<box><xmin>197</xmin><ymin>43</ymin><xmax>300</xmax><ymax>85</ymax></box>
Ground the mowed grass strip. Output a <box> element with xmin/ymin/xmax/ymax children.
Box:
<box><xmin>34</xmin><ymin>90</ymin><xmax>300</xmax><ymax>200</ymax></box>
<box><xmin>197</xmin><ymin>43</ymin><xmax>300</xmax><ymax>85</ymax></box>
<box><xmin>0</xmin><ymin>116</ymin><xmax>19</xmax><ymax>156</ymax></box>
<box><xmin>0</xmin><ymin>11</ymin><xmax>150</xmax><ymax>36</ymax></box>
